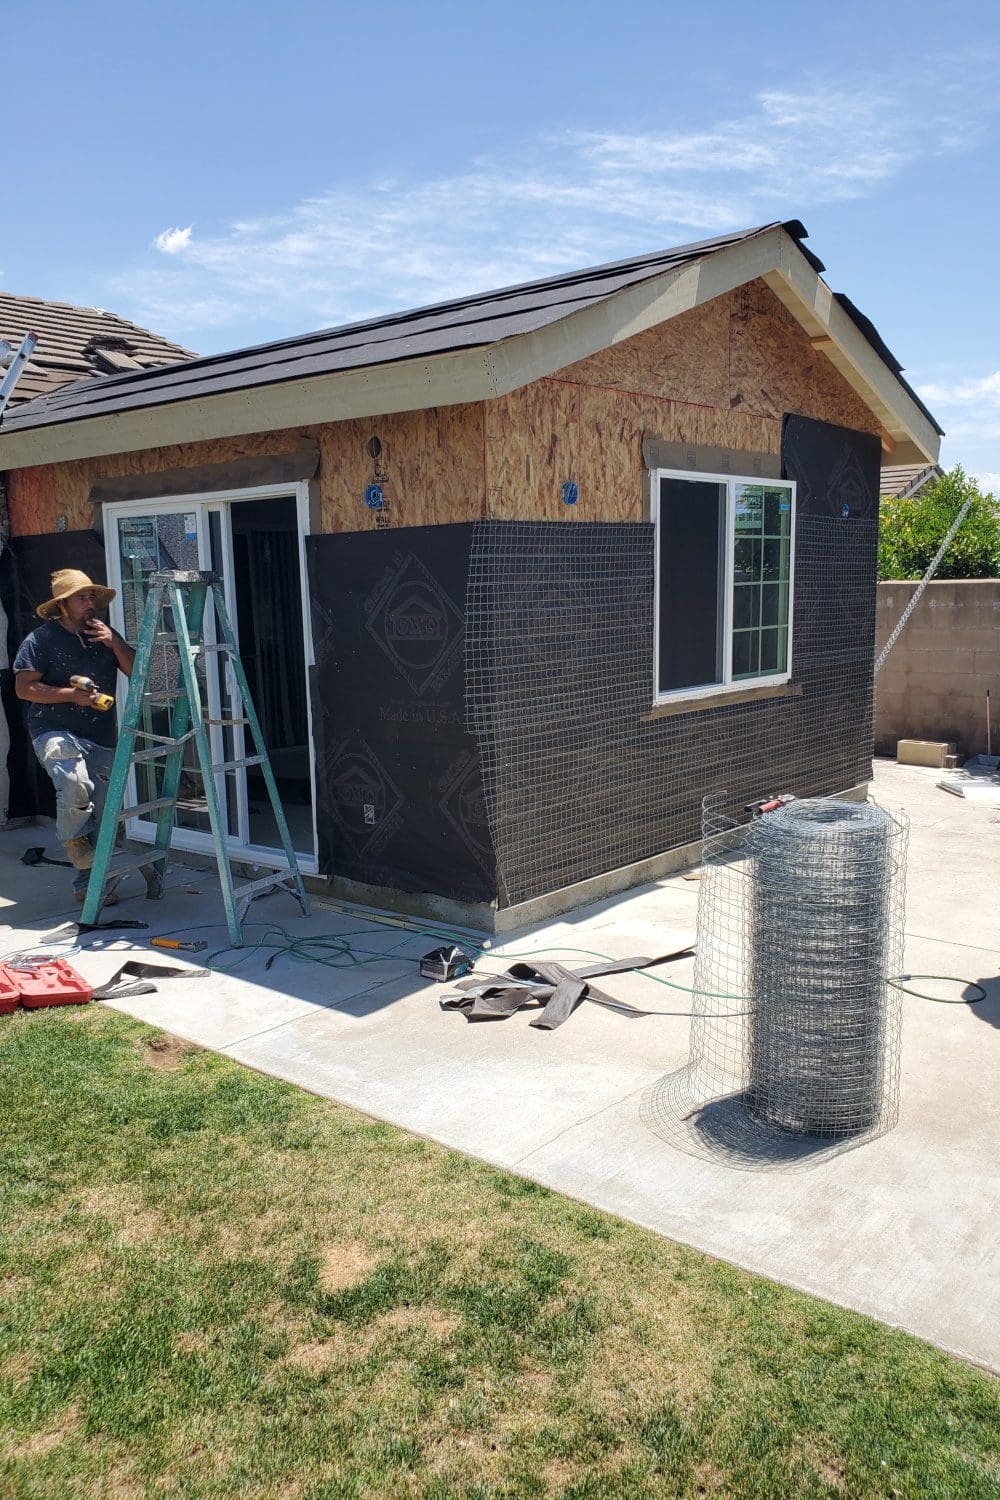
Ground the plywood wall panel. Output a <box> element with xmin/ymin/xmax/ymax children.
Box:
<box><xmin>556</xmin><ymin>296</ymin><xmax>731</xmax><ymax>408</ymax></box>
<box><xmin>6</xmin><ymin>465</ymin><xmax>61</xmax><ymax>535</ymax></box>
<box><xmin>8</xmin><ymin>405</ymin><xmax>486</xmax><ymax>538</ymax></box>
<box><xmin>318</xmin><ymin>404</ymin><xmax>484</xmax><ymax>532</ymax></box>
<box><xmin>729</xmin><ymin>282</ymin><xmax>876</xmax><ymax>432</ymax></box>
<box><xmin>7</xmin><ymin>427</ymin><xmax>317</xmax><ymax>535</ymax></box>
<box><xmin>485</xmin><ymin>280</ymin><xmax>881</xmax><ymax>523</ymax></box>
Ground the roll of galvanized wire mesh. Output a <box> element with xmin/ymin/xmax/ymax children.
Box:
<box><xmin>744</xmin><ymin>799</ymin><xmax>899</xmax><ymax>1138</ymax></box>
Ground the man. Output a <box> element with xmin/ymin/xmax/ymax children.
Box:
<box><xmin>13</xmin><ymin>569</ymin><xmax>135</xmax><ymax>903</ymax></box>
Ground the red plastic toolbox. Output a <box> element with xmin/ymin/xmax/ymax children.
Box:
<box><xmin>0</xmin><ymin>966</ymin><xmax>19</xmax><ymax>1015</ymax></box>
<box><xmin>11</xmin><ymin>960</ymin><xmax>93</xmax><ymax>1009</ymax></box>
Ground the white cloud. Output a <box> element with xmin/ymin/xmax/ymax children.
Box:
<box><xmin>974</xmin><ymin>471</ymin><xmax>1000</xmax><ymax>497</ymax></box>
<box><xmin>919</xmin><ymin>372</ymin><xmax>1000</xmax><ymax>406</ymax></box>
<box><xmin>916</xmin><ymin>368</ymin><xmax>1000</xmax><ymax>481</ymax></box>
<box><xmin>109</xmin><ymin>68</ymin><xmax>993</xmax><ymax>349</ymax></box>
<box><xmin>153</xmin><ymin>225</ymin><xmax>193</xmax><ymax>255</ymax></box>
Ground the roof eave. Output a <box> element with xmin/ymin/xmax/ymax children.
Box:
<box><xmin>0</xmin><ymin>225</ymin><xmax>940</xmax><ymax>471</ymax></box>
<box><xmin>763</xmin><ymin>235</ymin><xmax>941</xmax><ymax>466</ymax></box>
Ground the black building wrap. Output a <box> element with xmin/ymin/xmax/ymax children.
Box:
<box><xmin>1</xmin><ymin>530</ymin><xmax>109</xmax><ymax>820</ymax></box>
<box><xmin>464</xmin><ymin>415</ymin><xmax>881</xmax><ymax>906</ymax></box>
<box><xmin>307</xmin><ymin>524</ymin><xmax>496</xmax><ymax>903</ymax></box>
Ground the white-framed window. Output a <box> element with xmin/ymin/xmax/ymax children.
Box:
<box><xmin>651</xmin><ymin>468</ymin><xmax>796</xmax><ymax>704</ymax></box>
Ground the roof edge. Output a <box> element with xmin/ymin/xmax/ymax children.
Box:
<box><xmin>0</xmin><ymin>224</ymin><xmax>940</xmax><ymax>470</ymax></box>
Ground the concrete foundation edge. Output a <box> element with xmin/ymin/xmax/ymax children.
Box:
<box><xmin>323</xmin><ymin>781</ymin><xmax>871</xmax><ymax>935</ymax></box>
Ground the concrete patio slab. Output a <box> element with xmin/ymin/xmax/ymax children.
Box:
<box><xmin>2</xmin><ymin>760</ymin><xmax>998</xmax><ymax>1372</ymax></box>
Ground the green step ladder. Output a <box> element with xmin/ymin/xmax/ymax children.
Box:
<box><xmin>81</xmin><ymin>569</ymin><xmax>310</xmax><ymax>945</ymax></box>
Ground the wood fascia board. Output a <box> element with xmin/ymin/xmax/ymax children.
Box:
<box><xmin>484</xmin><ymin>228</ymin><xmax>787</xmax><ymax>395</ymax></box>
<box><xmin>765</xmin><ymin>238</ymin><xmax>941</xmax><ymax>464</ymax></box>
<box><xmin>0</xmin><ymin>346</ymin><xmax>500</xmax><ymax>470</ymax></box>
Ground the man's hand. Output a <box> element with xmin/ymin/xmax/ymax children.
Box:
<box><xmin>72</xmin><ymin>684</ymin><xmax>100</xmax><ymax>707</ymax></box>
<box><xmin>85</xmin><ymin>617</ymin><xmax>135</xmax><ymax>678</ymax></box>
<box><xmin>84</xmin><ymin>618</ymin><xmax>113</xmax><ymax>648</ymax></box>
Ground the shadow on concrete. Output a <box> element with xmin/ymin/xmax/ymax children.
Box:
<box><xmin>1</xmin><ymin>826</ymin><xmax>439</xmax><ymax>1021</ymax></box>
<box><xmin>970</xmin><ymin>974</ymin><xmax>1000</xmax><ymax>1029</ymax></box>
<box><xmin>640</xmin><ymin>1074</ymin><xmax>894</xmax><ymax>1175</ymax></box>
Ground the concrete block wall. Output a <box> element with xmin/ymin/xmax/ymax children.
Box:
<box><xmin>875</xmin><ymin>581</ymin><xmax>1000</xmax><ymax>756</ymax></box>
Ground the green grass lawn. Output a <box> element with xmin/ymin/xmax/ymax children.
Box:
<box><xmin>1</xmin><ymin>1005</ymin><xmax>998</xmax><ymax>1499</ymax></box>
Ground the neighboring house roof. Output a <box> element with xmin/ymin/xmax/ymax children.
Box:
<box><xmin>0</xmin><ymin>221</ymin><xmax>943</xmax><ymax>469</ymax></box>
<box><xmin>0</xmin><ymin>291</ymin><xmax>195</xmax><ymax>405</ymax></box>
<box><xmin>880</xmin><ymin>463</ymin><xmax>943</xmax><ymax>500</ymax></box>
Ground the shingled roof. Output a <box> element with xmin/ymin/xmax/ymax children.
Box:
<box><xmin>0</xmin><ymin>291</ymin><xmax>195</xmax><ymax>406</ymax></box>
<box><xmin>880</xmin><ymin>463</ymin><xmax>943</xmax><ymax>500</ymax></box>
<box><xmin>0</xmin><ymin>221</ymin><xmax>943</xmax><ymax>468</ymax></box>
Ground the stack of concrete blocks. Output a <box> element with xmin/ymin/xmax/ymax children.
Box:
<box><xmin>875</xmin><ymin>580</ymin><xmax>1000</xmax><ymax>758</ymax></box>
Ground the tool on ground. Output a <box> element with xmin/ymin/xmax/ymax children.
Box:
<box><xmin>441</xmin><ymin>944</ymin><xmax>696</xmax><ymax>1030</ymax></box>
<box><xmin>69</xmin><ymin>674</ymin><xmax>114</xmax><ymax>712</ymax></box>
<box><xmin>80</xmin><ymin>570</ymin><xmax>310</xmax><ymax>946</ymax></box>
<box><xmin>21</xmin><ymin>846</ymin><xmax>71</xmax><ymax>868</ymax></box>
<box><xmin>0</xmin><ymin>331</ymin><xmax>38</xmax><ymax>418</ymax></box>
<box><xmin>420</xmin><ymin>945</ymin><xmax>475</xmax><ymax>982</ymax></box>
<box><xmin>151</xmin><ymin>936</ymin><xmax>208</xmax><ymax>953</ymax></box>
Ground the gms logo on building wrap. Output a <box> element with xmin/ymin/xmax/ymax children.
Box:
<box><xmin>364</xmin><ymin>551</ymin><xmax>465</xmax><ymax>697</ymax></box>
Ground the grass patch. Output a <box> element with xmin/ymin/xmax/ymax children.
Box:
<box><xmin>0</xmin><ymin>1005</ymin><xmax>997</xmax><ymax>1497</ymax></box>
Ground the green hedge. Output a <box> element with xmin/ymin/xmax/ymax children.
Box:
<box><xmin>878</xmin><ymin>466</ymin><xmax>1000</xmax><ymax>581</ymax></box>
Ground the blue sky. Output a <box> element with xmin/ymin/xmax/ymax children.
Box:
<box><xmin>5</xmin><ymin>0</ymin><xmax>999</xmax><ymax>487</ymax></box>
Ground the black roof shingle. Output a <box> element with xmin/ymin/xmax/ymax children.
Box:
<box><xmin>0</xmin><ymin>220</ymin><xmax>941</xmax><ymax>438</ymax></box>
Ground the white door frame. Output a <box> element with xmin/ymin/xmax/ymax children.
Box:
<box><xmin>103</xmin><ymin>481</ymin><xmax>318</xmax><ymax>874</ymax></box>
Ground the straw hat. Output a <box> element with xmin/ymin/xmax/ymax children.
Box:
<box><xmin>36</xmin><ymin>569</ymin><xmax>115</xmax><ymax>620</ymax></box>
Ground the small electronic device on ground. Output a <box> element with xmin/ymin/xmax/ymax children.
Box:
<box><xmin>419</xmin><ymin>946</ymin><xmax>475</xmax><ymax>982</ymax></box>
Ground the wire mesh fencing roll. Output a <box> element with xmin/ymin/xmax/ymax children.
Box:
<box><xmin>642</xmin><ymin>793</ymin><xmax>908</xmax><ymax>1169</ymax></box>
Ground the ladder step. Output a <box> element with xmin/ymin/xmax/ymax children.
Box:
<box><xmin>204</xmin><ymin>718</ymin><xmax>249</xmax><ymax>727</ymax></box>
<box><xmin>233</xmin><ymin>873</ymin><xmax>299</xmax><ymax>901</ymax></box>
<box><xmin>143</xmin><ymin>690</ymin><xmax>186</xmax><ymax>703</ymax></box>
<box><xmin>121</xmin><ymin>797</ymin><xmax>174</xmax><ymax>819</ymax></box>
<box><xmin>129</xmin><ymin>732</ymin><xmax>196</xmax><ymax>762</ymax></box>
<box><xmin>153</xmin><ymin>637</ymin><xmax>232</xmax><ymax>654</ymax></box>
<box><xmin>210</xmin><ymin>754</ymin><xmax>264</xmax><ymax>773</ymax></box>
<box><xmin>105</xmin><ymin>850</ymin><xmax>169</xmax><ymax>877</ymax></box>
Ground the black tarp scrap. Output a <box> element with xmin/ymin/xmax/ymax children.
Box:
<box><xmin>440</xmin><ymin>945</ymin><xmax>695</xmax><ymax>1030</ymax></box>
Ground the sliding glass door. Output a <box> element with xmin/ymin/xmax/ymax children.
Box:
<box><xmin>105</xmin><ymin>489</ymin><xmax>316</xmax><ymax>870</ymax></box>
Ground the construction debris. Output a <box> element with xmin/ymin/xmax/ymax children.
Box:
<box><xmin>440</xmin><ymin>945</ymin><xmax>694</xmax><ymax>1031</ymax></box>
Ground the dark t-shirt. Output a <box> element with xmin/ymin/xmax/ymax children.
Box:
<box><xmin>12</xmin><ymin>620</ymin><xmax>120</xmax><ymax>749</ymax></box>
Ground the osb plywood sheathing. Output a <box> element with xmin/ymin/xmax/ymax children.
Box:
<box><xmin>317</xmin><ymin>405</ymin><xmax>485</xmax><ymax>532</ymax></box>
<box><xmin>485</xmin><ymin>281</ymin><xmax>882</xmax><ymax>523</ymax></box>
<box><xmin>9</xmin><ymin>404</ymin><xmax>488</xmax><ymax>538</ymax></box>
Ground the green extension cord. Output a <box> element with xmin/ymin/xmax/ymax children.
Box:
<box><xmin>9</xmin><ymin>917</ymin><xmax>987</xmax><ymax>1013</ymax></box>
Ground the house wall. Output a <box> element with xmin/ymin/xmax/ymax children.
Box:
<box><xmin>3</xmin><ymin>283</ymin><xmax>884</xmax><ymax>912</ymax></box>
<box><xmin>875</xmin><ymin>581</ymin><xmax>1000</xmax><ymax>756</ymax></box>
<box><xmin>5</xmin><ymin>280</ymin><xmax>879</xmax><ymax>539</ymax></box>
